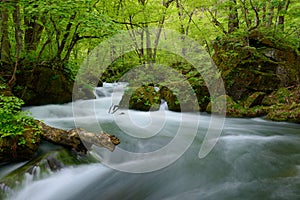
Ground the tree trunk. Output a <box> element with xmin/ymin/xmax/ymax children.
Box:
<box><xmin>145</xmin><ymin>26</ymin><xmax>153</xmax><ymax>63</ymax></box>
<box><xmin>240</xmin><ymin>0</ymin><xmax>251</xmax><ymax>29</ymax></box>
<box><xmin>8</xmin><ymin>3</ymin><xmax>22</xmax><ymax>87</ymax></box>
<box><xmin>267</xmin><ymin>5</ymin><xmax>274</xmax><ymax>27</ymax></box>
<box><xmin>0</xmin><ymin>0</ymin><xmax>11</xmax><ymax>64</ymax></box>
<box><xmin>277</xmin><ymin>0</ymin><xmax>290</xmax><ymax>31</ymax></box>
<box><xmin>24</xmin><ymin>4</ymin><xmax>44</xmax><ymax>51</ymax></box>
<box><xmin>55</xmin><ymin>12</ymin><xmax>77</xmax><ymax>63</ymax></box>
<box><xmin>262</xmin><ymin>3</ymin><xmax>266</xmax><ymax>26</ymax></box>
<box><xmin>228</xmin><ymin>0</ymin><xmax>239</xmax><ymax>33</ymax></box>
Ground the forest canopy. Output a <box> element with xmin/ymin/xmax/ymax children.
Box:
<box><xmin>1</xmin><ymin>0</ymin><xmax>299</xmax><ymax>79</ymax></box>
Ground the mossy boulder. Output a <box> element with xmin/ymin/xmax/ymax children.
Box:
<box><xmin>119</xmin><ymin>82</ymin><xmax>200</xmax><ymax>112</ymax></box>
<box><xmin>170</xmin><ymin>62</ymin><xmax>210</xmax><ymax>111</ymax></box>
<box><xmin>119</xmin><ymin>85</ymin><xmax>161</xmax><ymax>111</ymax></box>
<box><xmin>159</xmin><ymin>85</ymin><xmax>180</xmax><ymax>112</ymax></box>
<box><xmin>243</xmin><ymin>92</ymin><xmax>266</xmax><ymax>108</ymax></box>
<box><xmin>212</xmin><ymin>30</ymin><xmax>299</xmax><ymax>101</ymax></box>
<box><xmin>262</xmin><ymin>87</ymin><xmax>299</xmax><ymax>106</ymax></box>
<box><xmin>207</xmin><ymin>94</ymin><xmax>269</xmax><ymax>118</ymax></box>
<box><xmin>159</xmin><ymin>82</ymin><xmax>200</xmax><ymax>112</ymax></box>
<box><xmin>206</xmin><ymin>95</ymin><xmax>234</xmax><ymax>115</ymax></box>
<box><xmin>14</xmin><ymin>67</ymin><xmax>73</xmax><ymax>105</ymax></box>
<box><xmin>264</xmin><ymin>86</ymin><xmax>300</xmax><ymax>123</ymax></box>
<box><xmin>266</xmin><ymin>104</ymin><xmax>300</xmax><ymax>123</ymax></box>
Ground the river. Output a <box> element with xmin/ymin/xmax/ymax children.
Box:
<box><xmin>2</xmin><ymin>83</ymin><xmax>300</xmax><ymax>199</ymax></box>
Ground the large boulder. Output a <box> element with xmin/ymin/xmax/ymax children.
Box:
<box><xmin>14</xmin><ymin>67</ymin><xmax>73</xmax><ymax>105</ymax></box>
<box><xmin>212</xmin><ymin>30</ymin><xmax>299</xmax><ymax>101</ymax></box>
<box><xmin>119</xmin><ymin>82</ymin><xmax>201</xmax><ymax>112</ymax></box>
<box><xmin>264</xmin><ymin>87</ymin><xmax>300</xmax><ymax>123</ymax></box>
<box><xmin>119</xmin><ymin>85</ymin><xmax>161</xmax><ymax>111</ymax></box>
<box><xmin>159</xmin><ymin>82</ymin><xmax>200</xmax><ymax>112</ymax></box>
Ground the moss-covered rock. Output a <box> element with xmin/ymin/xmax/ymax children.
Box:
<box><xmin>262</xmin><ymin>87</ymin><xmax>299</xmax><ymax>106</ymax></box>
<box><xmin>119</xmin><ymin>80</ymin><xmax>202</xmax><ymax>112</ymax></box>
<box><xmin>159</xmin><ymin>85</ymin><xmax>180</xmax><ymax>112</ymax></box>
<box><xmin>160</xmin><ymin>82</ymin><xmax>200</xmax><ymax>112</ymax></box>
<box><xmin>207</xmin><ymin>94</ymin><xmax>269</xmax><ymax>118</ymax></box>
<box><xmin>212</xmin><ymin>30</ymin><xmax>299</xmax><ymax>102</ymax></box>
<box><xmin>267</xmin><ymin>105</ymin><xmax>300</xmax><ymax>123</ymax></box>
<box><xmin>0</xmin><ymin>89</ymin><xmax>42</xmax><ymax>163</ymax></box>
<box><xmin>243</xmin><ymin>92</ymin><xmax>266</xmax><ymax>108</ymax></box>
<box><xmin>206</xmin><ymin>95</ymin><xmax>234</xmax><ymax>115</ymax></box>
<box><xmin>14</xmin><ymin>67</ymin><xmax>73</xmax><ymax>105</ymax></box>
<box><xmin>264</xmin><ymin>86</ymin><xmax>300</xmax><ymax>123</ymax></box>
<box><xmin>119</xmin><ymin>85</ymin><xmax>161</xmax><ymax>111</ymax></box>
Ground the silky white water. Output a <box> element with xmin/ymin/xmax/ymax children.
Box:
<box><xmin>6</xmin><ymin>83</ymin><xmax>300</xmax><ymax>200</ymax></box>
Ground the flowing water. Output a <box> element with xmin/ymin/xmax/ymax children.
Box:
<box><xmin>3</xmin><ymin>83</ymin><xmax>300</xmax><ymax>199</ymax></box>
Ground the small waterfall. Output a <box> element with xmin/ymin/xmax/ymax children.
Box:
<box><xmin>94</xmin><ymin>87</ymin><xmax>111</xmax><ymax>98</ymax></box>
<box><xmin>159</xmin><ymin>99</ymin><xmax>168</xmax><ymax>111</ymax></box>
<box><xmin>94</xmin><ymin>82</ymin><xmax>128</xmax><ymax>98</ymax></box>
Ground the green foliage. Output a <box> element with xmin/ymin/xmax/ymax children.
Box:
<box><xmin>0</xmin><ymin>95</ymin><xmax>41</xmax><ymax>144</ymax></box>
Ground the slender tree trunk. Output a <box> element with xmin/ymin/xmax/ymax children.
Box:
<box><xmin>249</xmin><ymin>0</ymin><xmax>260</xmax><ymax>31</ymax></box>
<box><xmin>0</xmin><ymin>0</ymin><xmax>11</xmax><ymax>64</ymax></box>
<box><xmin>267</xmin><ymin>4</ymin><xmax>274</xmax><ymax>27</ymax></box>
<box><xmin>24</xmin><ymin>12</ymin><xmax>44</xmax><ymax>51</ymax></box>
<box><xmin>262</xmin><ymin>3</ymin><xmax>266</xmax><ymax>26</ymax></box>
<box><xmin>240</xmin><ymin>0</ymin><xmax>251</xmax><ymax>29</ymax></box>
<box><xmin>175</xmin><ymin>0</ymin><xmax>186</xmax><ymax>55</ymax></box>
<box><xmin>55</xmin><ymin>12</ymin><xmax>77</xmax><ymax>63</ymax></box>
<box><xmin>153</xmin><ymin>1</ymin><xmax>171</xmax><ymax>60</ymax></box>
<box><xmin>277</xmin><ymin>0</ymin><xmax>290</xmax><ymax>31</ymax></box>
<box><xmin>176</xmin><ymin>0</ymin><xmax>184</xmax><ymax>35</ymax></box>
<box><xmin>8</xmin><ymin>3</ymin><xmax>22</xmax><ymax>87</ymax></box>
<box><xmin>228</xmin><ymin>0</ymin><xmax>239</xmax><ymax>33</ymax></box>
<box><xmin>145</xmin><ymin>26</ymin><xmax>153</xmax><ymax>63</ymax></box>
<box><xmin>206</xmin><ymin>8</ymin><xmax>227</xmax><ymax>35</ymax></box>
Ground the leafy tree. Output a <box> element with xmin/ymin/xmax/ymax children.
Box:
<box><xmin>0</xmin><ymin>0</ymin><xmax>119</xmax><ymax>87</ymax></box>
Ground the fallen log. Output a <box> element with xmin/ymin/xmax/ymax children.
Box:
<box><xmin>0</xmin><ymin>121</ymin><xmax>120</xmax><ymax>163</ymax></box>
<box><xmin>38</xmin><ymin>121</ymin><xmax>120</xmax><ymax>153</ymax></box>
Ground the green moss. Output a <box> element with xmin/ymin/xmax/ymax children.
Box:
<box><xmin>267</xmin><ymin>103</ymin><xmax>300</xmax><ymax>123</ymax></box>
